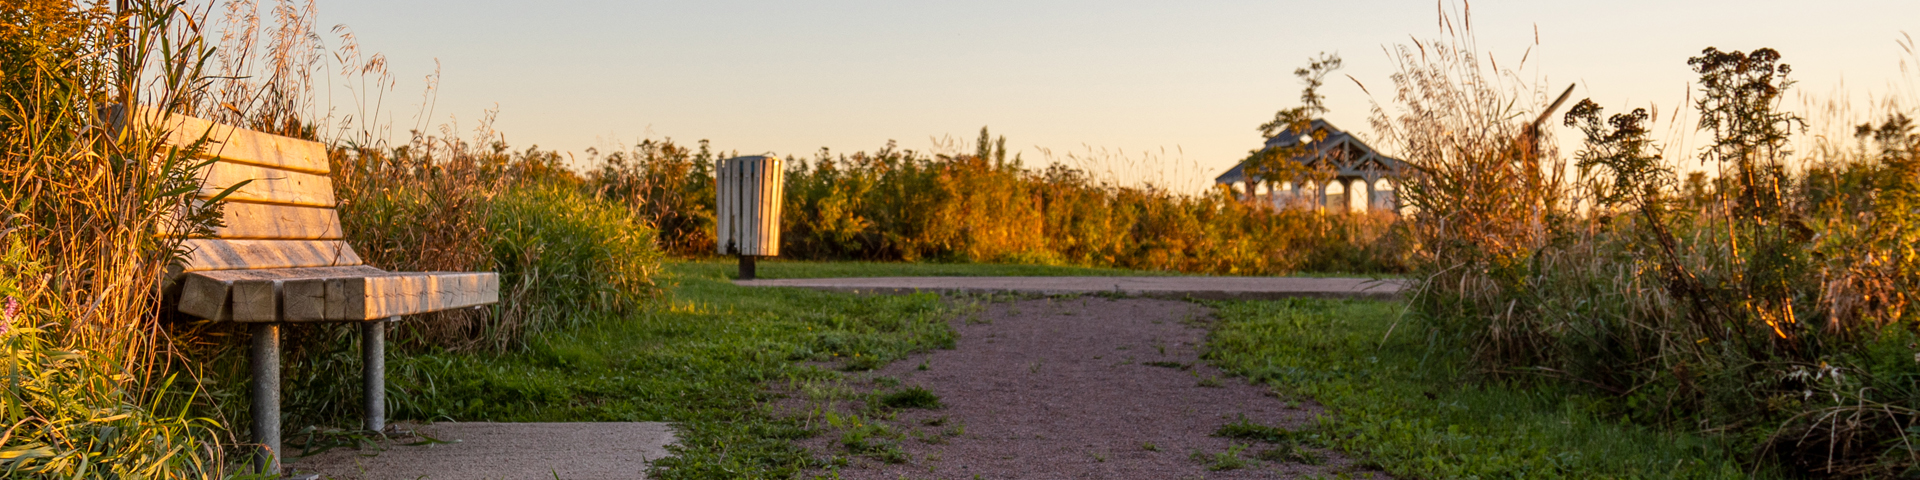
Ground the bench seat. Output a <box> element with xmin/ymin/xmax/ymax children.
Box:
<box><xmin>178</xmin><ymin>266</ymin><xmax>499</xmax><ymax>322</ymax></box>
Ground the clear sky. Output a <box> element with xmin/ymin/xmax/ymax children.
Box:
<box><xmin>309</xmin><ymin>0</ymin><xmax>1920</xmax><ymax>192</ymax></box>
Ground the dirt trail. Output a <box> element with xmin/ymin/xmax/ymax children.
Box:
<box><xmin>794</xmin><ymin>297</ymin><xmax>1385</xmax><ymax>479</ymax></box>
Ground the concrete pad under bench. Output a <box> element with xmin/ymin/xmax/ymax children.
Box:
<box><xmin>289</xmin><ymin>422</ymin><xmax>678</xmax><ymax>480</ymax></box>
<box><xmin>735</xmin><ymin>276</ymin><xmax>1406</xmax><ymax>300</ymax></box>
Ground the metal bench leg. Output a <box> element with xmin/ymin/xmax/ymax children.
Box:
<box><xmin>249</xmin><ymin>322</ymin><xmax>281</xmax><ymax>474</ymax></box>
<box><xmin>363</xmin><ymin>319</ymin><xmax>388</xmax><ymax>433</ymax></box>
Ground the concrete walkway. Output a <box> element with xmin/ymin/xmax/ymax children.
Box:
<box><xmin>736</xmin><ymin>276</ymin><xmax>1405</xmax><ymax>300</ymax></box>
<box><xmin>288</xmin><ymin>422</ymin><xmax>676</xmax><ymax>480</ymax></box>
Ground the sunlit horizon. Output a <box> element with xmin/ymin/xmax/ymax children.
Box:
<box><xmin>303</xmin><ymin>0</ymin><xmax>1920</xmax><ymax>193</ymax></box>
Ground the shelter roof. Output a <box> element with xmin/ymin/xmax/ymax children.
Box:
<box><xmin>1214</xmin><ymin>120</ymin><xmax>1407</xmax><ymax>185</ymax></box>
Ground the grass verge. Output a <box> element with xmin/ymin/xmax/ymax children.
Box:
<box><xmin>379</xmin><ymin>261</ymin><xmax>956</xmax><ymax>479</ymax></box>
<box><xmin>1205</xmin><ymin>298</ymin><xmax>1781</xmax><ymax>479</ymax></box>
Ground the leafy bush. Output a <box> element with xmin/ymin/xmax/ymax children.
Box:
<box><xmin>488</xmin><ymin>183</ymin><xmax>662</xmax><ymax>343</ymax></box>
<box><xmin>588</xmin><ymin>139</ymin><xmax>719</xmax><ymax>255</ymax></box>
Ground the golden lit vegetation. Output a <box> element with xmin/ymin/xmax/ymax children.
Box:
<box><xmin>589</xmin><ymin>129</ymin><xmax>1409</xmax><ymax>275</ymax></box>
<box><xmin>0</xmin><ymin>0</ymin><xmax>235</xmax><ymax>475</ymax></box>
<box><xmin>1379</xmin><ymin>12</ymin><xmax>1920</xmax><ymax>477</ymax></box>
<box><xmin>18</xmin><ymin>0</ymin><xmax>1920</xmax><ymax>477</ymax></box>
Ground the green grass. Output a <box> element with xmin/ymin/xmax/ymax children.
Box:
<box><xmin>1191</xmin><ymin>443</ymin><xmax>1253</xmax><ymax>471</ymax></box>
<box><xmin>382</xmin><ymin>261</ymin><xmax>957</xmax><ymax>479</ymax></box>
<box><xmin>1204</xmin><ymin>298</ymin><xmax>1781</xmax><ymax>479</ymax></box>
<box><xmin>876</xmin><ymin>386</ymin><xmax>943</xmax><ymax>409</ymax></box>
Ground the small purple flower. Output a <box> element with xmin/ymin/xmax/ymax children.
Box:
<box><xmin>2</xmin><ymin>296</ymin><xmax>16</xmax><ymax>322</ymax></box>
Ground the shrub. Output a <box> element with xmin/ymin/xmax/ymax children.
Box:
<box><xmin>588</xmin><ymin>139</ymin><xmax>719</xmax><ymax>256</ymax></box>
<box><xmin>487</xmin><ymin>183</ymin><xmax>662</xmax><ymax>343</ymax></box>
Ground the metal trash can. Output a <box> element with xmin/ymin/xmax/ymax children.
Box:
<box><xmin>716</xmin><ymin>155</ymin><xmax>783</xmax><ymax>279</ymax></box>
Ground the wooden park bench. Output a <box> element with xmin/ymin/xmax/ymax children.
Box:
<box><xmin>135</xmin><ymin>111</ymin><xmax>499</xmax><ymax>473</ymax></box>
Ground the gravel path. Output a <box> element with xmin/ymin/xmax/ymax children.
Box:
<box><xmin>793</xmin><ymin>297</ymin><xmax>1385</xmax><ymax>479</ymax></box>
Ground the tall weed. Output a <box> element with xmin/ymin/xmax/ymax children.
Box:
<box><xmin>1380</xmin><ymin>7</ymin><xmax>1920</xmax><ymax>477</ymax></box>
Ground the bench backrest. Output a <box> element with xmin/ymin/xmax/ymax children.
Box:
<box><xmin>141</xmin><ymin>111</ymin><xmax>364</xmax><ymax>273</ymax></box>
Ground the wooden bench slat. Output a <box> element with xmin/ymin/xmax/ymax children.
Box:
<box><xmin>139</xmin><ymin>110</ymin><xmax>332</xmax><ymax>175</ymax></box>
<box><xmin>281</xmin><ymin>272</ymin><xmax>499</xmax><ymax>322</ymax></box>
<box><xmin>181</xmin><ymin>268</ymin><xmax>496</xmax><ymax>323</ymax></box>
<box><xmin>180</xmin><ymin>239</ymin><xmax>364</xmax><ymax>272</ymax></box>
<box><xmin>208</xmin><ymin>202</ymin><xmax>344</xmax><ymax>240</ymax></box>
<box><xmin>177</xmin><ymin>265</ymin><xmax>389</xmax><ymax>321</ymax></box>
<box><xmin>200</xmin><ymin>161</ymin><xmax>336</xmax><ymax>208</ymax></box>
<box><xmin>164</xmin><ymin>201</ymin><xmax>345</xmax><ymax>240</ymax></box>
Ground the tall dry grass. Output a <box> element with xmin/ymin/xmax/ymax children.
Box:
<box><xmin>0</xmin><ymin>0</ymin><xmax>252</xmax><ymax>475</ymax></box>
<box><xmin>1379</xmin><ymin>8</ymin><xmax>1920</xmax><ymax>477</ymax></box>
